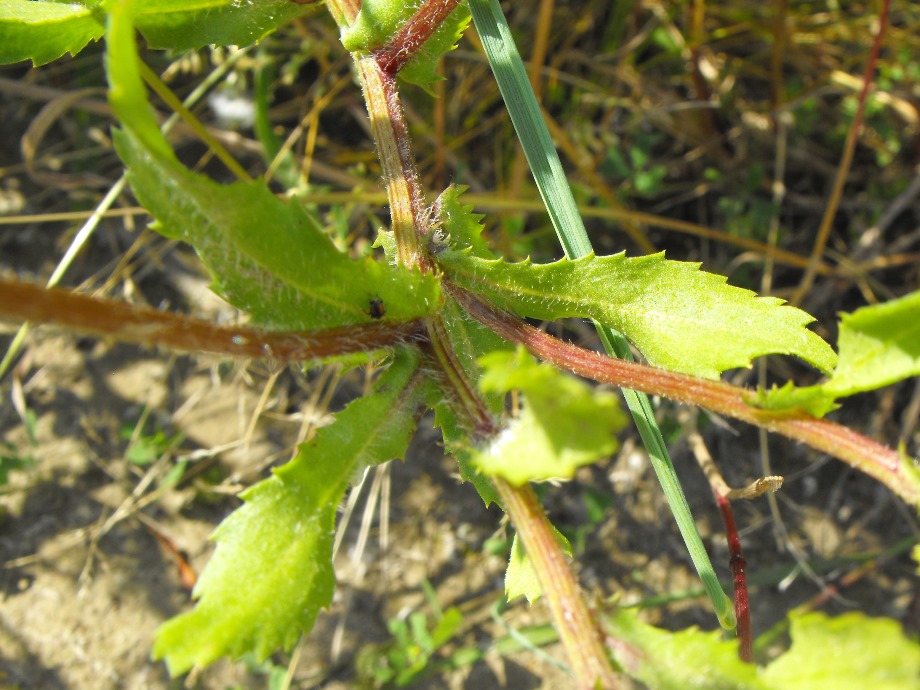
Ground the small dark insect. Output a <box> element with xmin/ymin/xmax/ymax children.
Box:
<box><xmin>369</xmin><ymin>298</ymin><xmax>386</xmax><ymax>320</ymax></box>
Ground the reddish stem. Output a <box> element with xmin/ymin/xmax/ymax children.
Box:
<box><xmin>714</xmin><ymin>492</ymin><xmax>752</xmax><ymax>662</ymax></box>
<box><xmin>0</xmin><ymin>278</ymin><xmax>423</xmax><ymax>363</ymax></box>
<box><xmin>452</xmin><ymin>287</ymin><xmax>920</xmax><ymax>507</ymax></box>
<box><xmin>493</xmin><ymin>478</ymin><xmax>623</xmax><ymax>689</ymax></box>
<box><xmin>376</xmin><ymin>0</ymin><xmax>464</xmax><ymax>75</ymax></box>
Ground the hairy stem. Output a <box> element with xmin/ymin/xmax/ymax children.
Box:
<box><xmin>455</xmin><ymin>288</ymin><xmax>920</xmax><ymax>507</ymax></box>
<box><xmin>494</xmin><ymin>478</ymin><xmax>623</xmax><ymax>689</ymax></box>
<box><xmin>421</xmin><ymin>316</ymin><xmax>498</xmax><ymax>438</ymax></box>
<box><xmin>340</xmin><ymin>9</ymin><xmax>623</xmax><ymax>682</ymax></box>
<box><xmin>354</xmin><ymin>56</ymin><xmax>432</xmax><ymax>270</ymax></box>
<box><xmin>376</xmin><ymin>0</ymin><xmax>464</xmax><ymax>75</ymax></box>
<box><xmin>0</xmin><ymin>278</ymin><xmax>423</xmax><ymax>362</ymax></box>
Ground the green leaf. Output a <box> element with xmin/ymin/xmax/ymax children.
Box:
<box><xmin>746</xmin><ymin>381</ymin><xmax>840</xmax><ymax>418</ymax></box>
<box><xmin>470</xmin><ymin>348</ymin><xmax>624</xmax><ymax>484</ymax></box>
<box><xmin>437</xmin><ymin>250</ymin><xmax>837</xmax><ymax>379</ymax></box>
<box><xmin>505</xmin><ymin>530</ymin><xmax>571</xmax><ymax>603</ymax></box>
<box><xmin>0</xmin><ymin>0</ymin><xmax>312</xmax><ymax>66</ymax></box>
<box><xmin>397</xmin><ymin>4</ymin><xmax>469</xmax><ymax>93</ymax></box>
<box><xmin>339</xmin><ymin>0</ymin><xmax>409</xmax><ymax>50</ymax></box>
<box><xmin>468</xmin><ymin>0</ymin><xmax>737</xmax><ymax>632</ymax></box>
<box><xmin>435</xmin><ymin>184</ymin><xmax>494</xmax><ymax>259</ymax></box>
<box><xmin>0</xmin><ymin>0</ymin><xmax>105</xmax><ymax>66</ymax></box>
<box><xmin>432</xmin><ymin>399</ymin><xmax>500</xmax><ymax>507</ymax></box>
<box><xmin>132</xmin><ymin>0</ymin><xmax>312</xmax><ymax>53</ymax></box>
<box><xmin>115</xmin><ymin>127</ymin><xmax>440</xmax><ymax>330</ymax></box>
<box><xmin>823</xmin><ymin>290</ymin><xmax>920</xmax><ymax>396</ymax></box>
<box><xmin>107</xmin><ymin>3</ymin><xmax>440</xmax><ymax>332</ymax></box>
<box><xmin>153</xmin><ymin>349</ymin><xmax>424</xmax><ymax>675</ymax></box>
<box><xmin>340</xmin><ymin>0</ymin><xmax>470</xmax><ymax>92</ymax></box>
<box><xmin>603</xmin><ymin>608</ymin><xmax>770</xmax><ymax>690</ymax></box>
<box><xmin>753</xmin><ymin>290</ymin><xmax>920</xmax><ymax>416</ymax></box>
<box><xmin>761</xmin><ymin>611</ymin><xmax>920</xmax><ymax>690</ymax></box>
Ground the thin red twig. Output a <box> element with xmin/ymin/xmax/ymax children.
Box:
<box><xmin>714</xmin><ymin>492</ymin><xmax>752</xmax><ymax>662</ymax></box>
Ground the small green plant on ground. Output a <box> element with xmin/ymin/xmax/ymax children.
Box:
<box><xmin>356</xmin><ymin>580</ymin><xmax>481</xmax><ymax>687</ymax></box>
<box><xmin>1</xmin><ymin>1</ymin><xmax>919</xmax><ymax>688</ymax></box>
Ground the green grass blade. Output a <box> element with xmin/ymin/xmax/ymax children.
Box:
<box><xmin>466</xmin><ymin>0</ymin><xmax>590</xmax><ymax>259</ymax></box>
<box><xmin>468</xmin><ymin>0</ymin><xmax>735</xmax><ymax>630</ymax></box>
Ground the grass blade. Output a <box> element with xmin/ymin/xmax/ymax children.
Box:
<box><xmin>468</xmin><ymin>0</ymin><xmax>735</xmax><ymax>630</ymax></box>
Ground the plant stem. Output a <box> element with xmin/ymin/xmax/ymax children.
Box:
<box><xmin>421</xmin><ymin>316</ymin><xmax>497</xmax><ymax>438</ymax></box>
<box><xmin>375</xmin><ymin>0</ymin><xmax>464</xmax><ymax>75</ymax></box>
<box><xmin>493</xmin><ymin>478</ymin><xmax>622</xmax><ymax>689</ymax></box>
<box><xmin>326</xmin><ymin>0</ymin><xmax>433</xmax><ymax>267</ymax></box>
<box><xmin>685</xmin><ymin>415</ymin><xmax>760</xmax><ymax>660</ymax></box>
<box><xmin>0</xmin><ymin>278</ymin><xmax>423</xmax><ymax>362</ymax></box>
<box><xmin>455</xmin><ymin>288</ymin><xmax>920</xmax><ymax>507</ymax></box>
<box><xmin>337</xmin><ymin>8</ymin><xmax>625</xmax><ymax>681</ymax></box>
<box><xmin>714</xmin><ymin>492</ymin><xmax>752</xmax><ymax>662</ymax></box>
<box><xmin>354</xmin><ymin>56</ymin><xmax>432</xmax><ymax>269</ymax></box>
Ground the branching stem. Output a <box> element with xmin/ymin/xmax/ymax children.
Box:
<box><xmin>454</xmin><ymin>287</ymin><xmax>920</xmax><ymax>507</ymax></box>
<box><xmin>0</xmin><ymin>278</ymin><xmax>423</xmax><ymax>362</ymax></box>
<box><xmin>329</xmin><ymin>6</ymin><xmax>623</xmax><ymax>683</ymax></box>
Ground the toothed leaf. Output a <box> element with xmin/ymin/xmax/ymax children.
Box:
<box><xmin>747</xmin><ymin>382</ymin><xmax>840</xmax><ymax>418</ymax></box>
<box><xmin>603</xmin><ymin>608</ymin><xmax>769</xmax><ymax>689</ymax></box>
<box><xmin>505</xmin><ymin>531</ymin><xmax>571</xmax><ymax>604</ymax></box>
<box><xmin>107</xmin><ymin>4</ymin><xmax>439</xmax><ymax>334</ymax></box>
<box><xmin>437</xmin><ymin>250</ymin><xmax>837</xmax><ymax>379</ymax></box>
<box><xmin>397</xmin><ymin>4</ymin><xmax>469</xmax><ymax>93</ymax></box>
<box><xmin>823</xmin><ymin>289</ymin><xmax>920</xmax><ymax>396</ymax></box>
<box><xmin>153</xmin><ymin>350</ymin><xmax>424</xmax><ymax>675</ymax></box>
<box><xmin>340</xmin><ymin>0</ymin><xmax>470</xmax><ymax>92</ymax></box>
<box><xmin>754</xmin><ymin>290</ymin><xmax>920</xmax><ymax>417</ymax></box>
<box><xmin>0</xmin><ymin>0</ymin><xmax>104</xmax><ymax>66</ymax></box>
<box><xmin>435</xmin><ymin>184</ymin><xmax>494</xmax><ymax>258</ymax></box>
